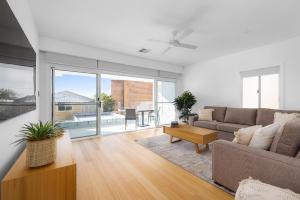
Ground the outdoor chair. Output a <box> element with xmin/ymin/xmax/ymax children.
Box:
<box><xmin>125</xmin><ymin>108</ymin><xmax>138</xmax><ymax>129</ymax></box>
<box><xmin>148</xmin><ymin>107</ymin><xmax>160</xmax><ymax>126</ymax></box>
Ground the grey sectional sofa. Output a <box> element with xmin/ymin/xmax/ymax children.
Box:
<box><xmin>189</xmin><ymin>106</ymin><xmax>300</xmax><ymax>193</ymax></box>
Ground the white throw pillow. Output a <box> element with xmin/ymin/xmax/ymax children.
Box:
<box><xmin>274</xmin><ymin>112</ymin><xmax>299</xmax><ymax>126</ymax></box>
<box><xmin>249</xmin><ymin>123</ymin><xmax>280</xmax><ymax>150</ymax></box>
<box><xmin>198</xmin><ymin>109</ymin><xmax>214</xmax><ymax>121</ymax></box>
<box><xmin>236</xmin><ymin>178</ymin><xmax>300</xmax><ymax>200</ymax></box>
<box><xmin>232</xmin><ymin>125</ymin><xmax>262</xmax><ymax>145</ymax></box>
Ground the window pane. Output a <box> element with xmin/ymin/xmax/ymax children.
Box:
<box><xmin>58</xmin><ymin>105</ymin><xmax>65</xmax><ymax>111</ymax></box>
<box><xmin>261</xmin><ymin>74</ymin><xmax>279</xmax><ymax>109</ymax></box>
<box><xmin>53</xmin><ymin>70</ymin><xmax>97</xmax><ymax>138</ymax></box>
<box><xmin>157</xmin><ymin>103</ymin><xmax>176</xmax><ymax>125</ymax></box>
<box><xmin>243</xmin><ymin>76</ymin><xmax>259</xmax><ymax>108</ymax></box>
<box><xmin>66</xmin><ymin>106</ymin><xmax>72</xmax><ymax>111</ymax></box>
<box><xmin>157</xmin><ymin>81</ymin><xmax>176</xmax><ymax>103</ymax></box>
<box><xmin>101</xmin><ymin>74</ymin><xmax>155</xmax><ymax>135</ymax></box>
<box><xmin>157</xmin><ymin>81</ymin><xmax>176</xmax><ymax>125</ymax></box>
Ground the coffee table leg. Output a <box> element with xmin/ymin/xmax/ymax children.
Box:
<box><xmin>169</xmin><ymin>136</ymin><xmax>182</xmax><ymax>143</ymax></box>
<box><xmin>194</xmin><ymin>144</ymin><xmax>201</xmax><ymax>154</ymax></box>
<box><xmin>169</xmin><ymin>136</ymin><xmax>173</xmax><ymax>143</ymax></box>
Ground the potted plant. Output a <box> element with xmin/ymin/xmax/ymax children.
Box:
<box><xmin>14</xmin><ymin>121</ymin><xmax>63</xmax><ymax>168</ymax></box>
<box><xmin>173</xmin><ymin>90</ymin><xmax>197</xmax><ymax>123</ymax></box>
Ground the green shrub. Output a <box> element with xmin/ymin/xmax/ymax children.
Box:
<box><xmin>101</xmin><ymin>93</ymin><xmax>115</xmax><ymax>112</ymax></box>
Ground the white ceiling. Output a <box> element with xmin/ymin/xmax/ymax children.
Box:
<box><xmin>28</xmin><ymin>0</ymin><xmax>300</xmax><ymax>66</ymax></box>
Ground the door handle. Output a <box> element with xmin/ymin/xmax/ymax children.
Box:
<box><xmin>97</xmin><ymin>97</ymin><xmax>101</xmax><ymax>107</ymax></box>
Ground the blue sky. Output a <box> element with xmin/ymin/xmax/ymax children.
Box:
<box><xmin>55</xmin><ymin>73</ymin><xmax>111</xmax><ymax>98</ymax></box>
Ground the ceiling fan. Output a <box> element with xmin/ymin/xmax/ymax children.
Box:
<box><xmin>148</xmin><ymin>29</ymin><xmax>198</xmax><ymax>54</ymax></box>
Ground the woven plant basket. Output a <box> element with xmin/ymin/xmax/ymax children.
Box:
<box><xmin>26</xmin><ymin>138</ymin><xmax>57</xmax><ymax>168</ymax></box>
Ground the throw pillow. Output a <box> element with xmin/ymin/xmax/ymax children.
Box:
<box><xmin>249</xmin><ymin>123</ymin><xmax>280</xmax><ymax>150</ymax></box>
<box><xmin>270</xmin><ymin>112</ymin><xmax>299</xmax><ymax>152</ymax></box>
<box><xmin>274</xmin><ymin>118</ymin><xmax>300</xmax><ymax>157</ymax></box>
<box><xmin>232</xmin><ymin>125</ymin><xmax>262</xmax><ymax>145</ymax></box>
<box><xmin>198</xmin><ymin>109</ymin><xmax>214</xmax><ymax>121</ymax></box>
<box><xmin>235</xmin><ymin>178</ymin><xmax>300</xmax><ymax>200</ymax></box>
<box><xmin>274</xmin><ymin>112</ymin><xmax>299</xmax><ymax>126</ymax></box>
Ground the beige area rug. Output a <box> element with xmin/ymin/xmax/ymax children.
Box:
<box><xmin>135</xmin><ymin>134</ymin><xmax>234</xmax><ymax>195</ymax></box>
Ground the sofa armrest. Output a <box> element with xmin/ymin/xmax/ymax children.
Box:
<box><xmin>212</xmin><ymin>140</ymin><xmax>300</xmax><ymax>193</ymax></box>
<box><xmin>188</xmin><ymin>115</ymin><xmax>198</xmax><ymax>126</ymax></box>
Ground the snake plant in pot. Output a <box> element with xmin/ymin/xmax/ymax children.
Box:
<box><xmin>13</xmin><ymin>121</ymin><xmax>64</xmax><ymax>168</ymax></box>
<box><xmin>173</xmin><ymin>90</ymin><xmax>197</xmax><ymax>123</ymax></box>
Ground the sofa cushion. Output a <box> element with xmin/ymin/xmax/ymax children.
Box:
<box><xmin>216</xmin><ymin>122</ymin><xmax>249</xmax><ymax>133</ymax></box>
<box><xmin>204</xmin><ymin>106</ymin><xmax>227</xmax><ymax>122</ymax></box>
<box><xmin>224</xmin><ymin>107</ymin><xmax>257</xmax><ymax>126</ymax></box>
<box><xmin>194</xmin><ymin>120</ymin><xmax>220</xmax><ymax>130</ymax></box>
<box><xmin>198</xmin><ymin>108</ymin><xmax>214</xmax><ymax>121</ymax></box>
<box><xmin>217</xmin><ymin>131</ymin><xmax>235</xmax><ymax>141</ymax></box>
<box><xmin>256</xmin><ymin>108</ymin><xmax>277</xmax><ymax>126</ymax></box>
<box><xmin>275</xmin><ymin>118</ymin><xmax>300</xmax><ymax>157</ymax></box>
<box><xmin>233</xmin><ymin>125</ymin><xmax>262</xmax><ymax>145</ymax></box>
<box><xmin>249</xmin><ymin>123</ymin><xmax>281</xmax><ymax>150</ymax></box>
<box><xmin>274</xmin><ymin>112</ymin><xmax>300</xmax><ymax>126</ymax></box>
<box><xmin>188</xmin><ymin>115</ymin><xmax>198</xmax><ymax>126</ymax></box>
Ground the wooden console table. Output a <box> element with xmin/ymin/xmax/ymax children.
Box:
<box><xmin>1</xmin><ymin>133</ymin><xmax>76</xmax><ymax>200</ymax></box>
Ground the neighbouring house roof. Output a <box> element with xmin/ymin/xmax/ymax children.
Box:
<box><xmin>14</xmin><ymin>95</ymin><xmax>36</xmax><ymax>103</ymax></box>
<box><xmin>55</xmin><ymin>91</ymin><xmax>94</xmax><ymax>103</ymax></box>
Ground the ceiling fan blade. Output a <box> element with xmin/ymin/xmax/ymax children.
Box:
<box><xmin>162</xmin><ymin>47</ymin><xmax>172</xmax><ymax>54</ymax></box>
<box><xmin>178</xmin><ymin>43</ymin><xmax>198</xmax><ymax>49</ymax></box>
<box><xmin>172</xmin><ymin>30</ymin><xmax>179</xmax><ymax>39</ymax></box>
<box><xmin>148</xmin><ymin>39</ymin><xmax>170</xmax><ymax>45</ymax></box>
<box><xmin>175</xmin><ymin>28</ymin><xmax>194</xmax><ymax>41</ymax></box>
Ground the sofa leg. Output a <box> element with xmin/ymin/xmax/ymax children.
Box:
<box><xmin>206</xmin><ymin>144</ymin><xmax>209</xmax><ymax>150</ymax></box>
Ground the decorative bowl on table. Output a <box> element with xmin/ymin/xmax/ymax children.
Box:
<box><xmin>170</xmin><ymin>121</ymin><xmax>179</xmax><ymax>128</ymax></box>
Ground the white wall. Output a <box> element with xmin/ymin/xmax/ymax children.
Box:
<box><xmin>40</xmin><ymin>37</ymin><xmax>183</xmax><ymax>73</ymax></box>
<box><xmin>6</xmin><ymin>0</ymin><xmax>39</xmax><ymax>52</ymax></box>
<box><xmin>0</xmin><ymin>0</ymin><xmax>39</xmax><ymax>180</ymax></box>
<box><xmin>183</xmin><ymin>36</ymin><xmax>300</xmax><ymax>112</ymax></box>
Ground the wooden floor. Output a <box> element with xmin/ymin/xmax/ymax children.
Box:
<box><xmin>72</xmin><ymin>128</ymin><xmax>234</xmax><ymax>200</ymax></box>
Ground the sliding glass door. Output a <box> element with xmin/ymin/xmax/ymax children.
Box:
<box><xmin>53</xmin><ymin>70</ymin><xmax>99</xmax><ymax>138</ymax></box>
<box><xmin>156</xmin><ymin>81</ymin><xmax>176</xmax><ymax>125</ymax></box>
<box><xmin>100</xmin><ymin>74</ymin><xmax>155</xmax><ymax>135</ymax></box>
<box><xmin>52</xmin><ymin>69</ymin><xmax>177</xmax><ymax>138</ymax></box>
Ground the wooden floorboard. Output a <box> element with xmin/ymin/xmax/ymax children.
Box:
<box><xmin>73</xmin><ymin>128</ymin><xmax>234</xmax><ymax>200</ymax></box>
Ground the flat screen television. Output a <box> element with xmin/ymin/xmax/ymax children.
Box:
<box><xmin>0</xmin><ymin>0</ymin><xmax>36</xmax><ymax>122</ymax></box>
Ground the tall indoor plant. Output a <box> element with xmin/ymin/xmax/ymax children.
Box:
<box><xmin>14</xmin><ymin>121</ymin><xmax>63</xmax><ymax>168</ymax></box>
<box><xmin>173</xmin><ymin>90</ymin><xmax>197</xmax><ymax>123</ymax></box>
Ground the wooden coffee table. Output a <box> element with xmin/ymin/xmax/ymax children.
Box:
<box><xmin>163</xmin><ymin>124</ymin><xmax>217</xmax><ymax>154</ymax></box>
